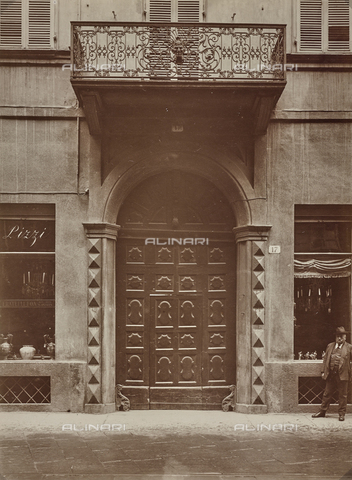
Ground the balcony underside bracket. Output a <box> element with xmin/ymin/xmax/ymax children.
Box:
<box><xmin>81</xmin><ymin>91</ymin><xmax>103</xmax><ymax>136</ymax></box>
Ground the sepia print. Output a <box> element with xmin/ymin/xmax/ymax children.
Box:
<box><xmin>0</xmin><ymin>0</ymin><xmax>352</xmax><ymax>478</ymax></box>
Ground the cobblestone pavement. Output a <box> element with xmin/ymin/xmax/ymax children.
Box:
<box><xmin>0</xmin><ymin>411</ymin><xmax>351</xmax><ymax>480</ymax></box>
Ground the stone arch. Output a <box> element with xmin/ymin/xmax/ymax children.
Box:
<box><xmin>101</xmin><ymin>149</ymin><xmax>253</xmax><ymax>227</ymax></box>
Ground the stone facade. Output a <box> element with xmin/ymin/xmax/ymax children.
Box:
<box><xmin>0</xmin><ymin>0</ymin><xmax>351</xmax><ymax>413</ymax></box>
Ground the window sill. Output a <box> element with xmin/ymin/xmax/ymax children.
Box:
<box><xmin>287</xmin><ymin>53</ymin><xmax>352</xmax><ymax>71</ymax></box>
<box><xmin>0</xmin><ymin>49</ymin><xmax>70</xmax><ymax>65</ymax></box>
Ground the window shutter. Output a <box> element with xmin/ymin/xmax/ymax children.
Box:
<box><xmin>149</xmin><ymin>0</ymin><xmax>172</xmax><ymax>22</ymax></box>
<box><xmin>147</xmin><ymin>0</ymin><xmax>202</xmax><ymax>22</ymax></box>
<box><xmin>328</xmin><ymin>0</ymin><xmax>350</xmax><ymax>51</ymax></box>
<box><xmin>300</xmin><ymin>0</ymin><xmax>323</xmax><ymax>51</ymax></box>
<box><xmin>28</xmin><ymin>0</ymin><xmax>51</xmax><ymax>48</ymax></box>
<box><xmin>177</xmin><ymin>0</ymin><xmax>201</xmax><ymax>22</ymax></box>
<box><xmin>0</xmin><ymin>0</ymin><xmax>22</xmax><ymax>46</ymax></box>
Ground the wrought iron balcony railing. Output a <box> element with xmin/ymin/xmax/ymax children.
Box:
<box><xmin>71</xmin><ymin>22</ymin><xmax>285</xmax><ymax>82</ymax></box>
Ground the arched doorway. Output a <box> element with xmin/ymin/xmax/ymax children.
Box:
<box><xmin>116</xmin><ymin>171</ymin><xmax>237</xmax><ymax>409</ymax></box>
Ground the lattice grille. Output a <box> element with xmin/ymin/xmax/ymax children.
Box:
<box><xmin>0</xmin><ymin>376</ymin><xmax>50</xmax><ymax>404</ymax></box>
<box><xmin>298</xmin><ymin>376</ymin><xmax>351</xmax><ymax>404</ymax></box>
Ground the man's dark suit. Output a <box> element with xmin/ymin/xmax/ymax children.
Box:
<box><xmin>320</xmin><ymin>341</ymin><xmax>352</xmax><ymax>415</ymax></box>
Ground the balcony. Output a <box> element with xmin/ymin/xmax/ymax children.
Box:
<box><xmin>70</xmin><ymin>22</ymin><xmax>286</xmax><ymax>135</ymax></box>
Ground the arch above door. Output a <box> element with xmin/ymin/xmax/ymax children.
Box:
<box><xmin>100</xmin><ymin>149</ymin><xmax>253</xmax><ymax>229</ymax></box>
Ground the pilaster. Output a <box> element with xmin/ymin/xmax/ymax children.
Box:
<box><xmin>83</xmin><ymin>222</ymin><xmax>120</xmax><ymax>413</ymax></box>
<box><xmin>233</xmin><ymin>225</ymin><xmax>271</xmax><ymax>414</ymax></box>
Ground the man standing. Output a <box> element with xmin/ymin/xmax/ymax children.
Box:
<box><xmin>312</xmin><ymin>326</ymin><xmax>352</xmax><ymax>421</ymax></box>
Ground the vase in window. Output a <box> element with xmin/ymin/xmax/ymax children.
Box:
<box><xmin>19</xmin><ymin>345</ymin><xmax>36</xmax><ymax>360</ymax></box>
<box><xmin>0</xmin><ymin>334</ymin><xmax>13</xmax><ymax>360</ymax></box>
<box><xmin>44</xmin><ymin>334</ymin><xmax>55</xmax><ymax>359</ymax></box>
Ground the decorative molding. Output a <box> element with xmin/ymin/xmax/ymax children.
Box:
<box><xmin>83</xmin><ymin>223</ymin><xmax>120</xmax><ymax>241</ymax></box>
<box><xmin>233</xmin><ymin>225</ymin><xmax>272</xmax><ymax>244</ymax></box>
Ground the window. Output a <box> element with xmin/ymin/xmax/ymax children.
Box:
<box><xmin>145</xmin><ymin>0</ymin><xmax>203</xmax><ymax>78</ymax></box>
<box><xmin>146</xmin><ymin>0</ymin><xmax>204</xmax><ymax>22</ymax></box>
<box><xmin>294</xmin><ymin>206</ymin><xmax>352</xmax><ymax>360</ymax></box>
<box><xmin>299</xmin><ymin>0</ymin><xmax>351</xmax><ymax>51</ymax></box>
<box><xmin>0</xmin><ymin>0</ymin><xmax>52</xmax><ymax>49</ymax></box>
<box><xmin>0</xmin><ymin>204</ymin><xmax>55</xmax><ymax>359</ymax></box>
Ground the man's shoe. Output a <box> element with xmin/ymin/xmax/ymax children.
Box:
<box><xmin>339</xmin><ymin>415</ymin><xmax>345</xmax><ymax>421</ymax></box>
<box><xmin>312</xmin><ymin>411</ymin><xmax>326</xmax><ymax>418</ymax></box>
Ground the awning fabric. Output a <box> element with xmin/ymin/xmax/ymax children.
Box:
<box><xmin>294</xmin><ymin>258</ymin><xmax>351</xmax><ymax>278</ymax></box>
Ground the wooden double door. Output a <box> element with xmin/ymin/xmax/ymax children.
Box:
<box><xmin>116</xmin><ymin>238</ymin><xmax>236</xmax><ymax>409</ymax></box>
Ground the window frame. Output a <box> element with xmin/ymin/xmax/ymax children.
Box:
<box><xmin>297</xmin><ymin>0</ymin><xmax>352</xmax><ymax>53</ymax></box>
<box><xmin>293</xmin><ymin>205</ymin><xmax>352</xmax><ymax>360</ymax></box>
<box><xmin>0</xmin><ymin>204</ymin><xmax>56</xmax><ymax>360</ymax></box>
<box><xmin>0</xmin><ymin>0</ymin><xmax>54</xmax><ymax>50</ymax></box>
<box><xmin>145</xmin><ymin>0</ymin><xmax>205</xmax><ymax>22</ymax></box>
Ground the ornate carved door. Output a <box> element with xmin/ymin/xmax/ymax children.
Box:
<box><xmin>116</xmin><ymin>172</ymin><xmax>236</xmax><ymax>409</ymax></box>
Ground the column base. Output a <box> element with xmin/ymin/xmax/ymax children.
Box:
<box><xmin>236</xmin><ymin>403</ymin><xmax>268</xmax><ymax>414</ymax></box>
<box><xmin>84</xmin><ymin>403</ymin><xmax>116</xmax><ymax>414</ymax></box>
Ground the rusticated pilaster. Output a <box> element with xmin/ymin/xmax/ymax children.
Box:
<box><xmin>86</xmin><ymin>237</ymin><xmax>102</xmax><ymax>404</ymax></box>
<box><xmin>251</xmin><ymin>241</ymin><xmax>266</xmax><ymax>405</ymax></box>
<box><xmin>233</xmin><ymin>225</ymin><xmax>271</xmax><ymax>412</ymax></box>
<box><xmin>83</xmin><ymin>223</ymin><xmax>120</xmax><ymax>412</ymax></box>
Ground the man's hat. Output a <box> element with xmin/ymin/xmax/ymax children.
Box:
<box><xmin>335</xmin><ymin>326</ymin><xmax>349</xmax><ymax>335</ymax></box>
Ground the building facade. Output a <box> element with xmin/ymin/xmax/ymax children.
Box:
<box><xmin>0</xmin><ymin>0</ymin><xmax>351</xmax><ymax>413</ymax></box>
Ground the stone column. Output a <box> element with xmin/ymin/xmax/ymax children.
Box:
<box><xmin>233</xmin><ymin>225</ymin><xmax>271</xmax><ymax>414</ymax></box>
<box><xmin>83</xmin><ymin>223</ymin><xmax>120</xmax><ymax>414</ymax></box>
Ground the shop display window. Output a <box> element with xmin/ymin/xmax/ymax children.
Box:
<box><xmin>294</xmin><ymin>206</ymin><xmax>352</xmax><ymax>360</ymax></box>
<box><xmin>0</xmin><ymin>205</ymin><xmax>55</xmax><ymax>360</ymax></box>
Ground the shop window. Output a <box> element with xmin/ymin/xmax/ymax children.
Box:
<box><xmin>299</xmin><ymin>0</ymin><xmax>351</xmax><ymax>52</ymax></box>
<box><xmin>0</xmin><ymin>0</ymin><xmax>53</xmax><ymax>49</ymax></box>
<box><xmin>0</xmin><ymin>204</ymin><xmax>55</xmax><ymax>359</ymax></box>
<box><xmin>294</xmin><ymin>205</ymin><xmax>352</xmax><ymax>360</ymax></box>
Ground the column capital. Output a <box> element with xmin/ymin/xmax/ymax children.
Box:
<box><xmin>83</xmin><ymin>222</ymin><xmax>121</xmax><ymax>241</ymax></box>
<box><xmin>233</xmin><ymin>225</ymin><xmax>272</xmax><ymax>244</ymax></box>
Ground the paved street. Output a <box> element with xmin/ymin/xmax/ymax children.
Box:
<box><xmin>0</xmin><ymin>410</ymin><xmax>351</xmax><ymax>480</ymax></box>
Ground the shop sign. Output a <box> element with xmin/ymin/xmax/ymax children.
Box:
<box><xmin>0</xmin><ymin>220</ymin><xmax>55</xmax><ymax>252</ymax></box>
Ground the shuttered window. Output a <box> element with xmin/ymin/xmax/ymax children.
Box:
<box><xmin>0</xmin><ymin>0</ymin><xmax>52</xmax><ymax>48</ymax></box>
<box><xmin>149</xmin><ymin>0</ymin><xmax>172</xmax><ymax>22</ymax></box>
<box><xmin>328</xmin><ymin>0</ymin><xmax>350</xmax><ymax>50</ymax></box>
<box><xmin>0</xmin><ymin>0</ymin><xmax>22</xmax><ymax>46</ymax></box>
<box><xmin>300</xmin><ymin>0</ymin><xmax>322</xmax><ymax>50</ymax></box>
<box><xmin>299</xmin><ymin>0</ymin><xmax>351</xmax><ymax>51</ymax></box>
<box><xmin>147</xmin><ymin>0</ymin><xmax>202</xmax><ymax>22</ymax></box>
<box><xmin>177</xmin><ymin>0</ymin><xmax>201</xmax><ymax>22</ymax></box>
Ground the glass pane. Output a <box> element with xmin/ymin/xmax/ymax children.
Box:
<box><xmin>295</xmin><ymin>222</ymin><xmax>351</xmax><ymax>253</ymax></box>
<box><xmin>0</xmin><ymin>219</ymin><xmax>55</xmax><ymax>252</ymax></box>
<box><xmin>294</xmin><ymin>277</ymin><xmax>350</xmax><ymax>359</ymax></box>
<box><xmin>0</xmin><ymin>255</ymin><xmax>55</xmax><ymax>358</ymax></box>
<box><xmin>0</xmin><ymin>255</ymin><xmax>54</xmax><ymax>300</ymax></box>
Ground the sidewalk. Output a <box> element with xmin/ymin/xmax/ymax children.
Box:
<box><xmin>0</xmin><ymin>410</ymin><xmax>352</xmax><ymax>480</ymax></box>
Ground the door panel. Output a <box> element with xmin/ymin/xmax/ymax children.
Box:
<box><xmin>116</xmin><ymin>240</ymin><xmax>235</xmax><ymax>409</ymax></box>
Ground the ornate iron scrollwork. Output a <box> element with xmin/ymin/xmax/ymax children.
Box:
<box><xmin>115</xmin><ymin>384</ymin><xmax>130</xmax><ymax>411</ymax></box>
<box><xmin>71</xmin><ymin>23</ymin><xmax>285</xmax><ymax>81</ymax></box>
<box><xmin>222</xmin><ymin>384</ymin><xmax>236</xmax><ymax>412</ymax></box>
